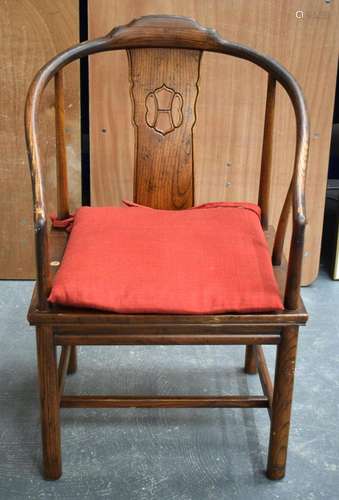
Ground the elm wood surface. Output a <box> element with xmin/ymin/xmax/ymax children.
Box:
<box><xmin>272</xmin><ymin>181</ymin><xmax>293</xmax><ymax>267</ymax></box>
<box><xmin>128</xmin><ymin>48</ymin><xmax>201</xmax><ymax>209</ymax></box>
<box><xmin>88</xmin><ymin>0</ymin><xmax>339</xmax><ymax>286</ymax></box>
<box><xmin>25</xmin><ymin>15</ymin><xmax>309</xmax><ymax>480</ymax></box>
<box><xmin>36</xmin><ymin>327</ymin><xmax>62</xmax><ymax>480</ymax></box>
<box><xmin>54</xmin><ymin>70</ymin><xmax>70</xmax><ymax>219</ymax></box>
<box><xmin>258</xmin><ymin>75</ymin><xmax>276</xmax><ymax>231</ymax></box>
<box><xmin>267</xmin><ymin>326</ymin><xmax>299</xmax><ymax>480</ymax></box>
<box><xmin>53</xmin><ymin>333</ymin><xmax>281</xmax><ymax>346</ymax></box>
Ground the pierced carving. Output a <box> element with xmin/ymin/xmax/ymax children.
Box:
<box><xmin>145</xmin><ymin>84</ymin><xmax>183</xmax><ymax>135</ymax></box>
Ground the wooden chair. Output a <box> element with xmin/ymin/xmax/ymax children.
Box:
<box><xmin>25</xmin><ymin>15</ymin><xmax>309</xmax><ymax>480</ymax></box>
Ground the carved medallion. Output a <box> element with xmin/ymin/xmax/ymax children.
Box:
<box><xmin>145</xmin><ymin>84</ymin><xmax>183</xmax><ymax>135</ymax></box>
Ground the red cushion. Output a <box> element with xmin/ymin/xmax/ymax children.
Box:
<box><xmin>48</xmin><ymin>202</ymin><xmax>283</xmax><ymax>314</ymax></box>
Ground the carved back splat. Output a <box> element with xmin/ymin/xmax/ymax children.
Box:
<box><xmin>128</xmin><ymin>48</ymin><xmax>201</xmax><ymax>209</ymax></box>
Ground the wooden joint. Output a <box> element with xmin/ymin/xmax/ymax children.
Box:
<box><xmin>54</xmin><ymin>70</ymin><xmax>69</xmax><ymax>219</ymax></box>
<box><xmin>258</xmin><ymin>74</ymin><xmax>276</xmax><ymax>229</ymax></box>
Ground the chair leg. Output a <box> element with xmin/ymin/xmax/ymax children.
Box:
<box><xmin>244</xmin><ymin>345</ymin><xmax>258</xmax><ymax>374</ymax></box>
<box><xmin>267</xmin><ymin>325</ymin><xmax>299</xmax><ymax>480</ymax></box>
<box><xmin>36</xmin><ymin>326</ymin><xmax>62</xmax><ymax>480</ymax></box>
<box><xmin>67</xmin><ymin>346</ymin><xmax>78</xmax><ymax>375</ymax></box>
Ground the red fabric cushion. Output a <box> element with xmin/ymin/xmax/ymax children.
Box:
<box><xmin>48</xmin><ymin>202</ymin><xmax>283</xmax><ymax>314</ymax></box>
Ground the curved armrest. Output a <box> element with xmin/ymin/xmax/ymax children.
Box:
<box><xmin>25</xmin><ymin>38</ymin><xmax>108</xmax><ymax>309</ymax></box>
<box><xmin>272</xmin><ymin>101</ymin><xmax>309</xmax><ymax>310</ymax></box>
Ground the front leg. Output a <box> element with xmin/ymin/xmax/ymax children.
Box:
<box><xmin>267</xmin><ymin>325</ymin><xmax>299</xmax><ymax>480</ymax></box>
<box><xmin>36</xmin><ymin>326</ymin><xmax>62</xmax><ymax>479</ymax></box>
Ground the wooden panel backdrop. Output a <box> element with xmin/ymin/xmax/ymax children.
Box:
<box><xmin>88</xmin><ymin>0</ymin><xmax>339</xmax><ymax>285</ymax></box>
<box><xmin>0</xmin><ymin>0</ymin><xmax>80</xmax><ymax>278</ymax></box>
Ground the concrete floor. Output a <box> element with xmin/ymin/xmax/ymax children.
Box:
<box><xmin>0</xmin><ymin>269</ymin><xmax>338</xmax><ymax>499</ymax></box>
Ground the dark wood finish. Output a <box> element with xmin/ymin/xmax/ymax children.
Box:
<box><xmin>54</xmin><ymin>70</ymin><xmax>69</xmax><ymax>219</ymax></box>
<box><xmin>244</xmin><ymin>345</ymin><xmax>258</xmax><ymax>375</ymax></box>
<box><xmin>25</xmin><ymin>15</ymin><xmax>309</xmax><ymax>480</ymax></box>
<box><xmin>52</xmin><ymin>323</ymin><xmax>284</xmax><ymax>333</ymax></box>
<box><xmin>60</xmin><ymin>395</ymin><xmax>269</xmax><ymax>409</ymax></box>
<box><xmin>272</xmin><ymin>180</ymin><xmax>293</xmax><ymax>267</ymax></box>
<box><xmin>58</xmin><ymin>346</ymin><xmax>71</xmax><ymax>397</ymax></box>
<box><xmin>54</xmin><ymin>333</ymin><xmax>281</xmax><ymax>346</ymax></box>
<box><xmin>67</xmin><ymin>346</ymin><xmax>77</xmax><ymax>374</ymax></box>
<box><xmin>258</xmin><ymin>75</ymin><xmax>276</xmax><ymax>230</ymax></box>
<box><xmin>129</xmin><ymin>48</ymin><xmax>200</xmax><ymax>209</ymax></box>
<box><xmin>267</xmin><ymin>326</ymin><xmax>299</xmax><ymax>480</ymax></box>
<box><xmin>256</xmin><ymin>345</ymin><xmax>273</xmax><ymax>417</ymax></box>
<box><xmin>36</xmin><ymin>327</ymin><xmax>62</xmax><ymax>480</ymax></box>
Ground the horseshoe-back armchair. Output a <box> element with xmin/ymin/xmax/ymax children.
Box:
<box><xmin>25</xmin><ymin>15</ymin><xmax>309</xmax><ymax>480</ymax></box>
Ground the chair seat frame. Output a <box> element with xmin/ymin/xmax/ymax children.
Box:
<box><xmin>25</xmin><ymin>15</ymin><xmax>309</xmax><ymax>481</ymax></box>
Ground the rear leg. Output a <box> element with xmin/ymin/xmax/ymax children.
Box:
<box><xmin>244</xmin><ymin>345</ymin><xmax>258</xmax><ymax>374</ymax></box>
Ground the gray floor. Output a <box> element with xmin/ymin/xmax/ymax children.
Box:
<box><xmin>0</xmin><ymin>270</ymin><xmax>338</xmax><ymax>500</ymax></box>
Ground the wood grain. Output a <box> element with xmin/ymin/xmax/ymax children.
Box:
<box><xmin>54</xmin><ymin>333</ymin><xmax>281</xmax><ymax>346</ymax></box>
<box><xmin>267</xmin><ymin>325</ymin><xmax>299</xmax><ymax>480</ymax></box>
<box><xmin>88</xmin><ymin>0</ymin><xmax>339</xmax><ymax>284</ymax></box>
<box><xmin>0</xmin><ymin>0</ymin><xmax>80</xmax><ymax>278</ymax></box>
<box><xmin>54</xmin><ymin>70</ymin><xmax>70</xmax><ymax>219</ymax></box>
<box><xmin>36</xmin><ymin>326</ymin><xmax>62</xmax><ymax>479</ymax></box>
<box><xmin>258</xmin><ymin>75</ymin><xmax>276</xmax><ymax>230</ymax></box>
<box><xmin>128</xmin><ymin>48</ymin><xmax>201</xmax><ymax>209</ymax></box>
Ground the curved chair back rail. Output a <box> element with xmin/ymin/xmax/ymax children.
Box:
<box><xmin>25</xmin><ymin>15</ymin><xmax>310</xmax><ymax>310</ymax></box>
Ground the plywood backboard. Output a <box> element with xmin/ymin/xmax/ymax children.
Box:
<box><xmin>88</xmin><ymin>0</ymin><xmax>339</xmax><ymax>285</ymax></box>
<box><xmin>0</xmin><ymin>0</ymin><xmax>80</xmax><ymax>278</ymax></box>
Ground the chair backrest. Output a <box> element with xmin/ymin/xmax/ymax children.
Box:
<box><xmin>25</xmin><ymin>15</ymin><xmax>310</xmax><ymax>310</ymax></box>
<box><xmin>129</xmin><ymin>46</ymin><xmax>200</xmax><ymax>209</ymax></box>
